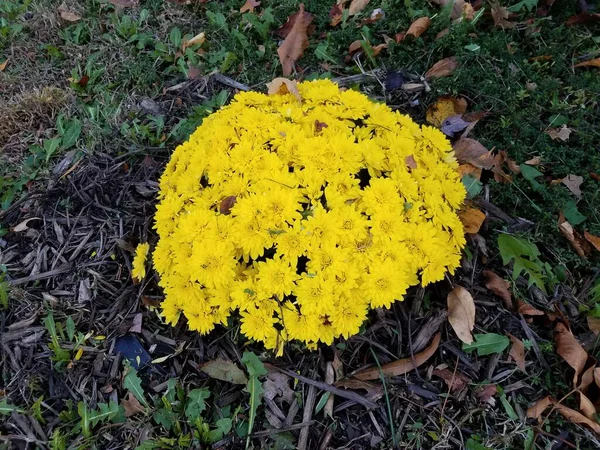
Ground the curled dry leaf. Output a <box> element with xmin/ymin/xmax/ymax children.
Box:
<box><xmin>426</xmin><ymin>96</ymin><xmax>467</xmax><ymax>128</ymax></box>
<box><xmin>240</xmin><ymin>0</ymin><xmax>260</xmax><ymax>13</ymax></box>
<box><xmin>458</xmin><ymin>207</ymin><xmax>485</xmax><ymax>234</ymax></box>
<box><xmin>584</xmin><ymin>231</ymin><xmax>600</xmax><ymax>252</ymax></box>
<box><xmin>447</xmin><ymin>286</ymin><xmax>475</xmax><ymax>344</ymax></box>
<box><xmin>517</xmin><ymin>300</ymin><xmax>544</xmax><ymax>316</ymax></box>
<box><xmin>483</xmin><ymin>270</ymin><xmax>512</xmax><ymax>309</ymax></box>
<box><xmin>425</xmin><ymin>57</ymin><xmax>458</xmax><ymax>79</ymax></box>
<box><xmin>475</xmin><ymin>384</ymin><xmax>497</xmax><ymax>403</ymax></box>
<box><xmin>267</xmin><ymin>77</ymin><xmax>302</xmax><ymax>103</ymax></box>
<box><xmin>546</xmin><ymin>125</ymin><xmax>572</xmax><ymax>142</ymax></box>
<box><xmin>558</xmin><ymin>218</ymin><xmax>591</xmax><ymax>258</ymax></box>
<box><xmin>525</xmin><ymin>156</ymin><xmax>542</xmax><ymax>165</ymax></box>
<box><xmin>277</xmin><ymin>4</ymin><xmax>313</xmax><ymax>76</ymax></box>
<box><xmin>182</xmin><ymin>32</ymin><xmax>205</xmax><ymax>51</ymax></box>
<box><xmin>0</xmin><ymin>58</ymin><xmax>8</xmax><ymax>71</ymax></box>
<box><xmin>508</xmin><ymin>333</ymin><xmax>526</xmax><ymax>372</ymax></box>
<box><xmin>406</xmin><ymin>17</ymin><xmax>430</xmax><ymax>38</ymax></box>
<box><xmin>348</xmin><ymin>0</ymin><xmax>370</xmax><ymax>16</ymax></box>
<box><xmin>352</xmin><ymin>332</ymin><xmax>441</xmax><ymax>380</ymax></box>
<box><xmin>11</xmin><ymin>217</ymin><xmax>40</xmax><ymax>233</ymax></box>
<box><xmin>432</xmin><ymin>367</ymin><xmax>471</xmax><ymax>392</ymax></box>
<box><xmin>329</xmin><ymin>1</ymin><xmax>345</xmax><ymax>26</ymax></box>
<box><xmin>575</xmin><ymin>58</ymin><xmax>600</xmax><ymax>68</ymax></box>
<box><xmin>555</xmin><ymin>403</ymin><xmax>600</xmax><ymax>434</ymax></box>
<box><xmin>457</xmin><ymin>163</ymin><xmax>482</xmax><ymax>180</ymax></box>
<box><xmin>58</xmin><ymin>3</ymin><xmax>82</xmax><ymax>22</ymax></box>
<box><xmin>587</xmin><ymin>317</ymin><xmax>600</xmax><ymax>336</ymax></box>
<box><xmin>580</xmin><ymin>392</ymin><xmax>596</xmax><ymax>420</ymax></box>
<box><xmin>562</xmin><ymin>174</ymin><xmax>583</xmax><ymax>198</ymax></box>
<box><xmin>554</xmin><ymin>322</ymin><xmax>588</xmax><ymax>384</ymax></box>
<box><xmin>527</xmin><ymin>395</ymin><xmax>554</xmax><ymax>421</ymax></box>
<box><xmin>121</xmin><ymin>392</ymin><xmax>145</xmax><ymax>417</ymax></box>
<box><xmin>264</xmin><ymin>371</ymin><xmax>295</xmax><ymax>404</ymax></box>
<box><xmin>453</xmin><ymin>138</ymin><xmax>496</xmax><ymax>170</ymax></box>
<box><xmin>490</xmin><ymin>1</ymin><xmax>515</xmax><ymax>28</ymax></box>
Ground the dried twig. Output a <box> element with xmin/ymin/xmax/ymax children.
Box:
<box><xmin>297</xmin><ymin>384</ymin><xmax>317</xmax><ymax>450</ymax></box>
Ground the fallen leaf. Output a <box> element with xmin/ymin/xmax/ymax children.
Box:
<box><xmin>329</xmin><ymin>1</ymin><xmax>345</xmax><ymax>26</ymax></box>
<box><xmin>362</xmin><ymin>8</ymin><xmax>384</xmax><ymax>24</ymax></box>
<box><xmin>579</xmin><ymin>365</ymin><xmax>596</xmax><ymax>392</ymax></box>
<box><xmin>546</xmin><ymin>125</ymin><xmax>572</xmax><ymax>142</ymax></box>
<box><xmin>527</xmin><ymin>396</ymin><xmax>554</xmax><ymax>421</ymax></box>
<box><xmin>436</xmin><ymin>28</ymin><xmax>450</xmax><ymax>39</ymax></box>
<box><xmin>263</xmin><ymin>371</ymin><xmax>294</xmax><ymax>404</ymax></box>
<box><xmin>348</xmin><ymin>0</ymin><xmax>369</xmax><ymax>15</ymax></box>
<box><xmin>558</xmin><ymin>218</ymin><xmax>591</xmax><ymax>258</ymax></box>
<box><xmin>430</xmin><ymin>0</ymin><xmax>465</xmax><ymax>20</ymax></box>
<box><xmin>425</xmin><ymin>56</ymin><xmax>458</xmax><ymax>79</ymax></box>
<box><xmin>490</xmin><ymin>1</ymin><xmax>515</xmax><ymax>28</ymax></box>
<box><xmin>458</xmin><ymin>207</ymin><xmax>485</xmax><ymax>234</ymax></box>
<box><xmin>461</xmin><ymin>2</ymin><xmax>474</xmax><ymax>21</ymax></box>
<box><xmin>561</xmin><ymin>174</ymin><xmax>583</xmax><ymax>198</ymax></box>
<box><xmin>219</xmin><ymin>196</ymin><xmax>237</xmax><ymax>215</ymax></box>
<box><xmin>587</xmin><ymin>317</ymin><xmax>600</xmax><ymax>335</ymax></box>
<box><xmin>475</xmin><ymin>384</ymin><xmax>498</xmax><ymax>403</ymax></box>
<box><xmin>10</xmin><ymin>217</ymin><xmax>40</xmax><ymax>233</ymax></box>
<box><xmin>405</xmin><ymin>155</ymin><xmax>417</xmax><ymax>169</ymax></box>
<box><xmin>121</xmin><ymin>392</ymin><xmax>145</xmax><ymax>417</ymax></box>
<box><xmin>566</xmin><ymin>13</ymin><xmax>600</xmax><ymax>26</ymax></box>
<box><xmin>500</xmin><ymin>150</ymin><xmax>521</xmax><ymax>174</ymax></box>
<box><xmin>200</xmin><ymin>358</ymin><xmax>248</xmax><ymax>384</ymax></box>
<box><xmin>240</xmin><ymin>0</ymin><xmax>260</xmax><ymax>13</ymax></box>
<box><xmin>508</xmin><ymin>334</ymin><xmax>526</xmax><ymax>372</ymax></box>
<box><xmin>426</xmin><ymin>96</ymin><xmax>468</xmax><ymax>128</ymax></box>
<box><xmin>555</xmin><ymin>403</ymin><xmax>600</xmax><ymax>434</ymax></box>
<box><xmin>108</xmin><ymin>0</ymin><xmax>139</xmax><ymax>7</ymax></box>
<box><xmin>128</xmin><ymin>313</ymin><xmax>143</xmax><ymax>333</ymax></box>
<box><xmin>182</xmin><ymin>32</ymin><xmax>205</xmax><ymax>51</ymax></box>
<box><xmin>406</xmin><ymin>17</ymin><xmax>430</xmax><ymax>38</ymax></box>
<box><xmin>457</xmin><ymin>163</ymin><xmax>482</xmax><ymax>180</ymax></box>
<box><xmin>335</xmin><ymin>378</ymin><xmax>382</xmax><ymax>395</ymax></box>
<box><xmin>575</xmin><ymin>58</ymin><xmax>600</xmax><ymax>68</ymax></box>
<box><xmin>453</xmin><ymin>138</ymin><xmax>496</xmax><ymax>170</ymax></box>
<box><xmin>0</xmin><ymin>58</ymin><xmax>8</xmax><ymax>71</ymax></box>
<box><xmin>277</xmin><ymin>4</ymin><xmax>313</xmax><ymax>76</ymax></box>
<box><xmin>267</xmin><ymin>77</ymin><xmax>302</xmax><ymax>103</ymax></box>
<box><xmin>58</xmin><ymin>3</ymin><xmax>82</xmax><ymax>22</ymax></box>
<box><xmin>353</xmin><ymin>332</ymin><xmax>441</xmax><ymax>380</ymax></box>
<box><xmin>555</xmin><ymin>322</ymin><xmax>588</xmax><ymax>384</ymax></box>
<box><xmin>483</xmin><ymin>270</ymin><xmax>512</xmax><ymax>309</ymax></box>
<box><xmin>580</xmin><ymin>392</ymin><xmax>596</xmax><ymax>420</ymax></box>
<box><xmin>584</xmin><ymin>231</ymin><xmax>600</xmax><ymax>252</ymax></box>
<box><xmin>595</xmin><ymin>368</ymin><xmax>600</xmax><ymax>389</ymax></box>
<box><xmin>525</xmin><ymin>156</ymin><xmax>542</xmax><ymax>165</ymax></box>
<box><xmin>460</xmin><ymin>111</ymin><xmax>488</xmax><ymax>138</ymax></box>
<box><xmin>432</xmin><ymin>367</ymin><xmax>471</xmax><ymax>392</ymax></box>
<box><xmin>447</xmin><ymin>286</ymin><xmax>475</xmax><ymax>345</ymax></box>
<box><xmin>276</xmin><ymin>5</ymin><xmax>315</xmax><ymax>38</ymax></box>
<box><xmin>517</xmin><ymin>300</ymin><xmax>544</xmax><ymax>316</ymax></box>
<box><xmin>441</xmin><ymin>115</ymin><xmax>470</xmax><ymax>137</ymax></box>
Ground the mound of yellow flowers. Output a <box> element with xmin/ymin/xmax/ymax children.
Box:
<box><xmin>141</xmin><ymin>79</ymin><xmax>466</xmax><ymax>352</ymax></box>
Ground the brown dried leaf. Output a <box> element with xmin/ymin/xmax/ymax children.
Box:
<box><xmin>431</xmin><ymin>0</ymin><xmax>465</xmax><ymax>20</ymax></box>
<box><xmin>201</xmin><ymin>358</ymin><xmax>248</xmax><ymax>384</ymax></box>
<box><xmin>457</xmin><ymin>163</ymin><xmax>482</xmax><ymax>180</ymax></box>
<box><xmin>588</xmin><ymin>317</ymin><xmax>600</xmax><ymax>336</ymax></box>
<box><xmin>348</xmin><ymin>0</ymin><xmax>370</xmax><ymax>15</ymax></box>
<box><xmin>555</xmin><ymin>403</ymin><xmax>600</xmax><ymax>434</ymax></box>
<box><xmin>0</xmin><ymin>58</ymin><xmax>8</xmax><ymax>71</ymax></box>
<box><xmin>425</xmin><ymin>56</ymin><xmax>458</xmax><ymax>79</ymax></box>
<box><xmin>58</xmin><ymin>3</ymin><xmax>82</xmax><ymax>22</ymax></box>
<box><xmin>121</xmin><ymin>392</ymin><xmax>145</xmax><ymax>417</ymax></box>
<box><xmin>476</xmin><ymin>384</ymin><xmax>498</xmax><ymax>403</ymax></box>
<box><xmin>406</xmin><ymin>17</ymin><xmax>430</xmax><ymax>38</ymax></box>
<box><xmin>483</xmin><ymin>270</ymin><xmax>512</xmax><ymax>309</ymax></box>
<box><xmin>267</xmin><ymin>77</ymin><xmax>302</xmax><ymax>103</ymax></box>
<box><xmin>546</xmin><ymin>125</ymin><xmax>572</xmax><ymax>142</ymax></box>
<box><xmin>558</xmin><ymin>219</ymin><xmax>591</xmax><ymax>258</ymax></box>
<box><xmin>491</xmin><ymin>1</ymin><xmax>515</xmax><ymax>28</ymax></box>
<box><xmin>426</xmin><ymin>96</ymin><xmax>468</xmax><ymax>128</ymax></box>
<box><xmin>508</xmin><ymin>333</ymin><xmax>526</xmax><ymax>372</ymax></box>
<box><xmin>447</xmin><ymin>286</ymin><xmax>475</xmax><ymax>344</ymax></box>
<box><xmin>182</xmin><ymin>32</ymin><xmax>205</xmax><ymax>51</ymax></box>
<box><xmin>458</xmin><ymin>207</ymin><xmax>486</xmax><ymax>234</ymax></box>
<box><xmin>517</xmin><ymin>300</ymin><xmax>545</xmax><ymax>316</ymax></box>
<box><xmin>277</xmin><ymin>4</ymin><xmax>313</xmax><ymax>76</ymax></box>
<box><xmin>432</xmin><ymin>367</ymin><xmax>471</xmax><ymax>392</ymax></box>
<box><xmin>453</xmin><ymin>138</ymin><xmax>496</xmax><ymax>170</ymax></box>
<box><xmin>405</xmin><ymin>155</ymin><xmax>417</xmax><ymax>169</ymax></box>
<box><xmin>264</xmin><ymin>371</ymin><xmax>294</xmax><ymax>404</ymax></box>
<box><xmin>353</xmin><ymin>333</ymin><xmax>440</xmax><ymax>380</ymax></box>
<box><xmin>584</xmin><ymin>231</ymin><xmax>600</xmax><ymax>252</ymax></box>
<box><xmin>525</xmin><ymin>156</ymin><xmax>542</xmax><ymax>165</ymax></box>
<box><xmin>555</xmin><ymin>322</ymin><xmax>588</xmax><ymax>384</ymax></box>
<box><xmin>561</xmin><ymin>174</ymin><xmax>583</xmax><ymax>198</ymax></box>
<box><xmin>240</xmin><ymin>0</ymin><xmax>260</xmax><ymax>13</ymax></box>
<box><xmin>566</xmin><ymin>13</ymin><xmax>600</xmax><ymax>26</ymax></box>
<box><xmin>11</xmin><ymin>217</ymin><xmax>40</xmax><ymax>233</ymax></box>
<box><xmin>527</xmin><ymin>396</ymin><xmax>554</xmax><ymax>421</ymax></box>
<box><xmin>219</xmin><ymin>196</ymin><xmax>237</xmax><ymax>215</ymax></box>
<box><xmin>329</xmin><ymin>3</ymin><xmax>344</xmax><ymax>26</ymax></box>
<box><xmin>580</xmin><ymin>392</ymin><xmax>597</xmax><ymax>420</ymax></box>
<box><xmin>575</xmin><ymin>58</ymin><xmax>600</xmax><ymax>68</ymax></box>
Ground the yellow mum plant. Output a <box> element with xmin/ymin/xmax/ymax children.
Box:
<box><xmin>139</xmin><ymin>79</ymin><xmax>466</xmax><ymax>353</ymax></box>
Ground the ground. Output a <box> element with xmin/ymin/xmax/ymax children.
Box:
<box><xmin>1</xmin><ymin>0</ymin><xmax>600</xmax><ymax>449</ymax></box>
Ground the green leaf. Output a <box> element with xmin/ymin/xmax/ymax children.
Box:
<box><xmin>245</xmin><ymin>376</ymin><xmax>263</xmax><ymax>449</ymax></box>
<box><xmin>497</xmin><ymin>234</ymin><xmax>546</xmax><ymax>292</ymax></box>
<box><xmin>315</xmin><ymin>41</ymin><xmax>337</xmax><ymax>64</ymax></box>
<box><xmin>169</xmin><ymin>27</ymin><xmax>182</xmax><ymax>48</ymax></box>
<box><xmin>153</xmin><ymin>408</ymin><xmax>176</xmax><ymax>431</ymax></box>
<box><xmin>89</xmin><ymin>402</ymin><xmax>120</xmax><ymax>427</ymax></box>
<box><xmin>466</xmin><ymin>437</ymin><xmax>492</xmax><ymax>450</ymax></box>
<box><xmin>241</xmin><ymin>352</ymin><xmax>267</xmax><ymax>378</ymax></box>
<box><xmin>43</xmin><ymin>137</ymin><xmax>61</xmax><ymax>162</ymax></box>
<box><xmin>78</xmin><ymin>402</ymin><xmax>91</xmax><ymax>438</ymax></box>
<box><xmin>508</xmin><ymin>0</ymin><xmax>538</xmax><ymax>12</ymax></box>
<box><xmin>314</xmin><ymin>392</ymin><xmax>330</xmax><ymax>415</ymax></box>
<box><xmin>563</xmin><ymin>200</ymin><xmax>586</xmax><ymax>225</ymax></box>
<box><xmin>462</xmin><ymin>174</ymin><xmax>483</xmax><ymax>199</ymax></box>
<box><xmin>185</xmin><ymin>388</ymin><xmax>210</xmax><ymax>421</ymax></box>
<box><xmin>0</xmin><ymin>398</ymin><xmax>23</xmax><ymax>415</ymax></box>
<box><xmin>520</xmin><ymin>164</ymin><xmax>544</xmax><ymax>192</ymax></box>
<box><xmin>208</xmin><ymin>417</ymin><xmax>233</xmax><ymax>443</ymax></box>
<box><xmin>499</xmin><ymin>392</ymin><xmax>519</xmax><ymax>420</ymax></box>
<box><xmin>60</xmin><ymin>120</ymin><xmax>81</xmax><ymax>149</ymax></box>
<box><xmin>462</xmin><ymin>333</ymin><xmax>510</xmax><ymax>356</ymax></box>
<box><xmin>123</xmin><ymin>366</ymin><xmax>148</xmax><ymax>407</ymax></box>
<box><xmin>66</xmin><ymin>316</ymin><xmax>75</xmax><ymax>341</ymax></box>
<box><xmin>464</xmin><ymin>44</ymin><xmax>480</xmax><ymax>52</ymax></box>
<box><xmin>548</xmin><ymin>114</ymin><xmax>568</xmax><ymax>127</ymax></box>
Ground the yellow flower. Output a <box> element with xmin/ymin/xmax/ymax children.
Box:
<box><xmin>132</xmin><ymin>243</ymin><xmax>150</xmax><ymax>282</ymax></box>
<box><xmin>152</xmin><ymin>79</ymin><xmax>466</xmax><ymax>353</ymax></box>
